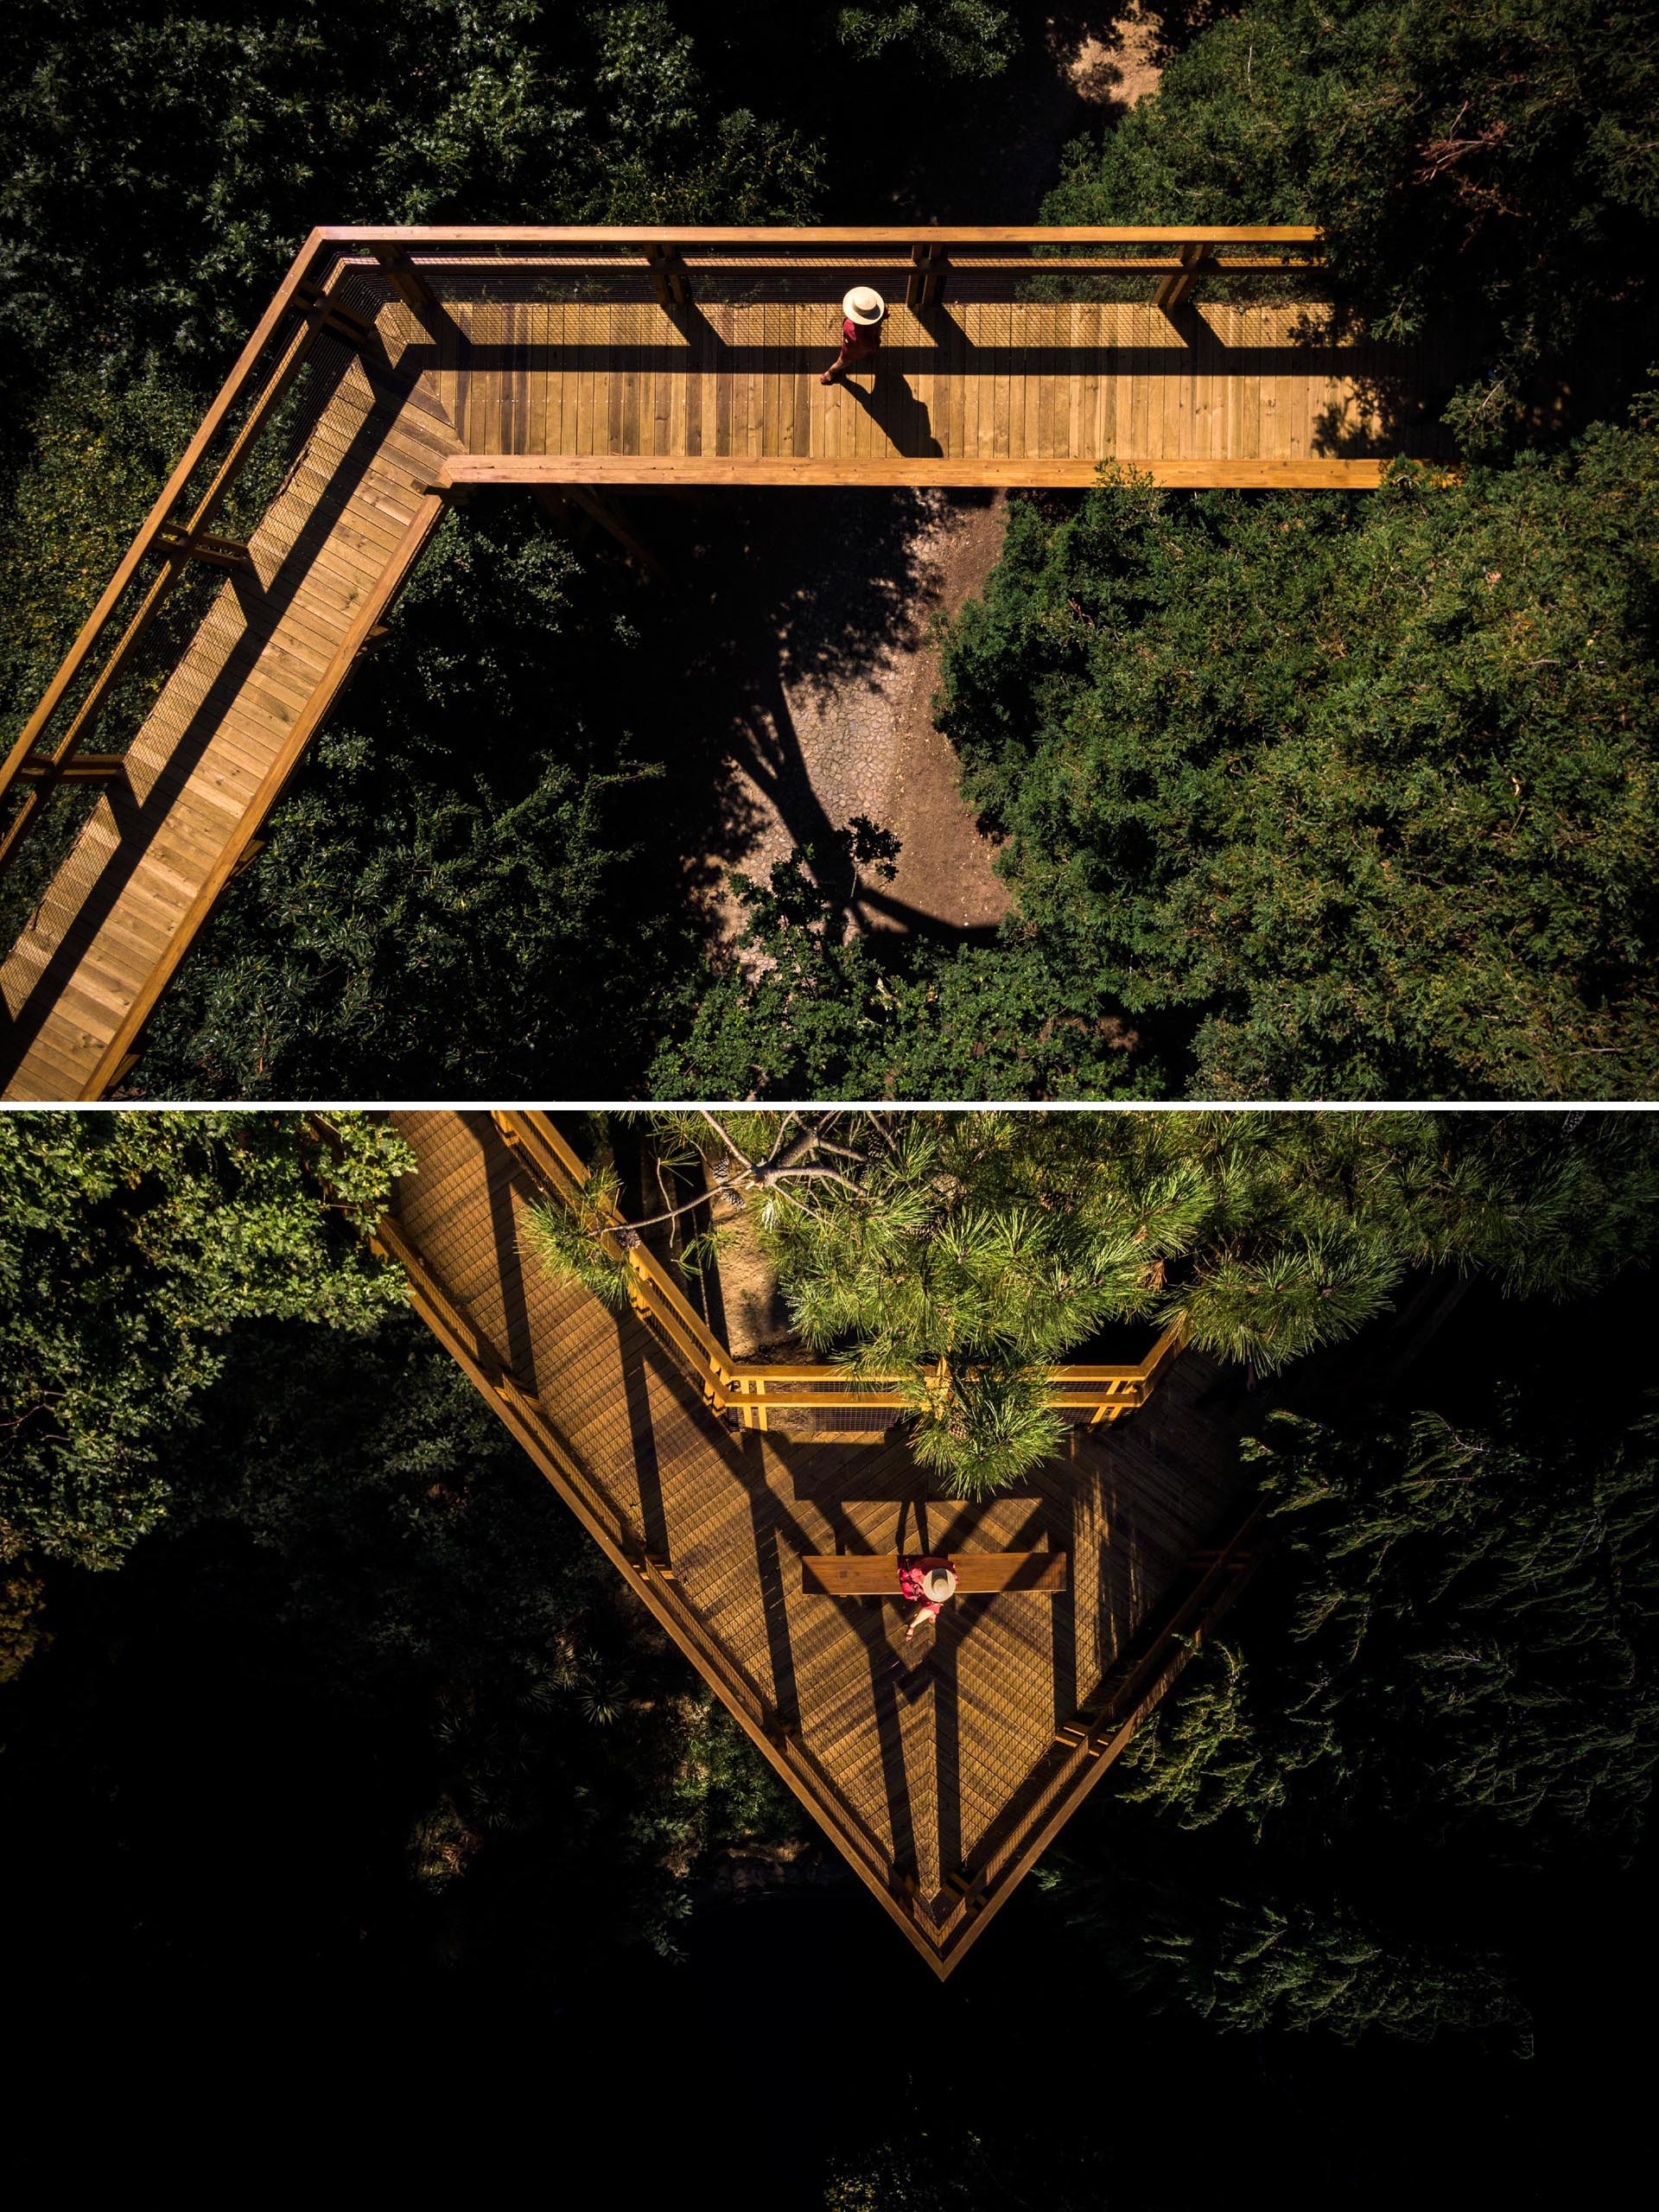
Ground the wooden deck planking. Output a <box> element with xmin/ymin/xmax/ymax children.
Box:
<box><xmin>0</xmin><ymin>333</ymin><xmax>462</xmax><ymax>1100</ymax></box>
<box><xmin>385</xmin><ymin>1110</ymin><xmax>1250</xmax><ymax>1967</ymax></box>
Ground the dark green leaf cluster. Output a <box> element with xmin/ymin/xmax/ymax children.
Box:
<box><xmin>1058</xmin><ymin>1377</ymin><xmax>1659</xmax><ymax>2043</ymax></box>
<box><xmin>0</xmin><ymin>1111</ymin><xmax>411</xmax><ymax>1569</ymax></box>
<box><xmin>939</xmin><ymin>430</ymin><xmax>1659</xmax><ymax>1097</ymax></box>
<box><xmin>1127</xmin><ymin>1395</ymin><xmax>1659</xmax><ymax>1849</ymax></box>
<box><xmin>129</xmin><ymin>499</ymin><xmax>702</xmax><ymax>1097</ymax></box>
<box><xmin>0</xmin><ymin>1</ymin><xmax>824</xmax><ymax>405</ymax></box>
<box><xmin>0</xmin><ymin>1306</ymin><xmax>809</xmax><ymax>1991</ymax></box>
<box><xmin>649</xmin><ymin>831</ymin><xmax>1160</xmax><ymax>1101</ymax></box>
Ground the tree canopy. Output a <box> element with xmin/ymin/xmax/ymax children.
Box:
<box><xmin>1045</xmin><ymin>0</ymin><xmax>1659</xmax><ymax>447</ymax></box>
<box><xmin>938</xmin><ymin>416</ymin><xmax>1659</xmax><ymax>1099</ymax></box>
<box><xmin>1049</xmin><ymin>1370</ymin><xmax>1659</xmax><ymax>2044</ymax></box>
<box><xmin>0</xmin><ymin>1111</ymin><xmax>410</xmax><ymax>1572</ymax></box>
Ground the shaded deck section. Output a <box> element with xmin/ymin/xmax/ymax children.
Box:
<box><xmin>385</xmin><ymin>1109</ymin><xmax>1255</xmax><ymax>1974</ymax></box>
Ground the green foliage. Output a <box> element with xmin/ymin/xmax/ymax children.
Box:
<box><xmin>0</xmin><ymin>2</ymin><xmax>822</xmax><ymax>398</ymax></box>
<box><xmin>0</xmin><ymin>1565</ymin><xmax>50</xmax><ymax>1683</ymax></box>
<box><xmin>0</xmin><ymin>366</ymin><xmax>204</xmax><ymax>746</ymax></box>
<box><xmin>1127</xmin><ymin>1397</ymin><xmax>1659</xmax><ymax>1850</ymax></box>
<box><xmin>836</xmin><ymin>2</ymin><xmax>1018</xmax><ymax>78</ymax></box>
<box><xmin>940</xmin><ymin>429</ymin><xmax>1659</xmax><ymax>1098</ymax></box>
<box><xmin>0</xmin><ymin>1304</ymin><xmax>807</xmax><ymax>1990</ymax></box>
<box><xmin>185</xmin><ymin>1313</ymin><xmax>806</xmax><ymax>1942</ymax></box>
<box><xmin>1057</xmin><ymin>1380</ymin><xmax>1659</xmax><ymax>2044</ymax></box>
<box><xmin>1140</xmin><ymin>1894</ymin><xmax>1519</xmax><ymax>2043</ymax></box>
<box><xmin>519</xmin><ymin>1165</ymin><xmax>636</xmax><ymax>1315</ymax></box>
<box><xmin>651</xmin><ymin>831</ymin><xmax>1159</xmax><ymax>1101</ymax></box>
<box><xmin>1045</xmin><ymin>0</ymin><xmax>1659</xmax><ymax>440</ymax></box>
<box><xmin>0</xmin><ymin>1111</ymin><xmax>411</xmax><ymax>1571</ymax></box>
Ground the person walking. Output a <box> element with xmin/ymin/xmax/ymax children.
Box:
<box><xmin>822</xmin><ymin>286</ymin><xmax>887</xmax><ymax>384</ymax></box>
<box><xmin>899</xmin><ymin>1556</ymin><xmax>958</xmax><ymax>1643</ymax></box>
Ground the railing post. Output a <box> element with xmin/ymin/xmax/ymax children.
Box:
<box><xmin>644</xmin><ymin>243</ymin><xmax>690</xmax><ymax>308</ymax></box>
<box><xmin>154</xmin><ymin>524</ymin><xmax>253</xmax><ymax>571</ymax></box>
<box><xmin>293</xmin><ymin>279</ymin><xmax>377</xmax><ymax>347</ymax></box>
<box><xmin>368</xmin><ymin>241</ymin><xmax>443</xmax><ymax>320</ymax></box>
<box><xmin>907</xmin><ymin>242</ymin><xmax>947</xmax><ymax>310</ymax></box>
<box><xmin>16</xmin><ymin>753</ymin><xmax>125</xmax><ymax>785</ymax></box>
<box><xmin>1155</xmin><ymin>239</ymin><xmax>1211</xmax><ymax>314</ymax></box>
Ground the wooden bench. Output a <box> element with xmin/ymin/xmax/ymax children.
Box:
<box><xmin>801</xmin><ymin>1554</ymin><xmax>1070</xmax><ymax>1596</ymax></box>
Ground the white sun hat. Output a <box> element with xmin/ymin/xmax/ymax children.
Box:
<box><xmin>843</xmin><ymin>286</ymin><xmax>887</xmax><ymax>326</ymax></box>
<box><xmin>923</xmin><ymin>1565</ymin><xmax>958</xmax><ymax>1605</ymax></box>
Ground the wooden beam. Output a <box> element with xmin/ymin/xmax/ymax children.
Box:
<box><xmin>368</xmin><ymin>241</ymin><xmax>442</xmax><ymax>318</ymax></box>
<box><xmin>316</xmin><ymin>224</ymin><xmax>1325</xmax><ymax>245</ymax></box>
<box><xmin>802</xmin><ymin>1554</ymin><xmax>1071</xmax><ymax>1596</ymax></box>
<box><xmin>154</xmin><ymin>525</ymin><xmax>252</xmax><ymax>570</ymax></box>
<box><xmin>293</xmin><ymin>279</ymin><xmax>377</xmax><ymax>346</ymax></box>
<box><xmin>906</xmin><ymin>241</ymin><xmax>948</xmax><ymax>309</ymax></box>
<box><xmin>15</xmin><ymin>753</ymin><xmax>125</xmax><ymax>785</ymax></box>
<box><xmin>73</xmin><ymin>492</ymin><xmax>449</xmax><ymax>1101</ymax></box>
<box><xmin>938</xmin><ymin>1508</ymin><xmax>1267</xmax><ymax>1974</ymax></box>
<box><xmin>0</xmin><ymin>227</ymin><xmax>334</xmax><ymax>813</ymax></box>
<box><xmin>379</xmin><ymin>1208</ymin><xmax>946</xmax><ymax>1975</ymax></box>
<box><xmin>445</xmin><ymin>455</ymin><xmax>1396</xmax><ymax>491</ymax></box>
<box><xmin>556</xmin><ymin>486</ymin><xmax>669</xmax><ymax>581</ymax></box>
<box><xmin>643</xmin><ymin>243</ymin><xmax>690</xmax><ymax>307</ymax></box>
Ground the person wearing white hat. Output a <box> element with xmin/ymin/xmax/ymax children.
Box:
<box><xmin>898</xmin><ymin>1554</ymin><xmax>958</xmax><ymax>1642</ymax></box>
<box><xmin>822</xmin><ymin>286</ymin><xmax>887</xmax><ymax>385</ymax></box>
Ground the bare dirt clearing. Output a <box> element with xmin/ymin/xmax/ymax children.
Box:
<box><xmin>695</xmin><ymin>13</ymin><xmax>1162</xmax><ymax>953</ymax></box>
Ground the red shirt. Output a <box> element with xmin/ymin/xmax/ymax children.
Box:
<box><xmin>841</xmin><ymin>315</ymin><xmax>881</xmax><ymax>359</ymax></box>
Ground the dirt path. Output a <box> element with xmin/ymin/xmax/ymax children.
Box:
<box><xmin>702</xmin><ymin>13</ymin><xmax>1161</xmax><ymax>949</ymax></box>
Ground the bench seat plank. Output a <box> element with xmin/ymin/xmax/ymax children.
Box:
<box><xmin>801</xmin><ymin>1553</ymin><xmax>1070</xmax><ymax>1596</ymax></box>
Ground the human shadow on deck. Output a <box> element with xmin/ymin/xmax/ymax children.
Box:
<box><xmin>831</xmin><ymin>374</ymin><xmax>944</xmax><ymax>461</ymax></box>
<box><xmin>613</xmin><ymin>1314</ymin><xmax>672</xmax><ymax>1570</ymax></box>
<box><xmin>0</xmin><ymin>336</ymin><xmax>437</xmax><ymax>1082</ymax></box>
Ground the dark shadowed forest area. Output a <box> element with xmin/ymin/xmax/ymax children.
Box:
<box><xmin>3</xmin><ymin>1</ymin><xmax>1656</xmax><ymax>1099</ymax></box>
<box><xmin>3</xmin><ymin>1109</ymin><xmax>1657</xmax><ymax>2203</ymax></box>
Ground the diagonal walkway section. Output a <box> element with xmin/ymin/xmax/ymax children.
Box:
<box><xmin>0</xmin><ymin>340</ymin><xmax>459</xmax><ymax>1099</ymax></box>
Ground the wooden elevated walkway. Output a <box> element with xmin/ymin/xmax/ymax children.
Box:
<box><xmin>1</xmin><ymin>226</ymin><xmax>1455</xmax><ymax>1099</ymax></box>
<box><xmin>383</xmin><ymin>1109</ymin><xmax>1258</xmax><ymax>1974</ymax></box>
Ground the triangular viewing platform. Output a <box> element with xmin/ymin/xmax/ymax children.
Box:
<box><xmin>381</xmin><ymin>1109</ymin><xmax>1260</xmax><ymax>1974</ymax></box>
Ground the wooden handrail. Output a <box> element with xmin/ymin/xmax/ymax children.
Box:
<box><xmin>2</xmin><ymin>217</ymin><xmax>1337</xmax><ymax>962</ymax></box>
<box><xmin>315</xmin><ymin>225</ymin><xmax>1323</xmax><ymax>245</ymax></box>
<box><xmin>382</xmin><ymin>1208</ymin><xmax>925</xmax><ymax>1960</ymax></box>
<box><xmin>0</xmin><ymin>227</ymin><xmax>340</xmax><ymax>860</ymax></box>
<box><xmin>938</xmin><ymin>1504</ymin><xmax>1264</xmax><ymax>1970</ymax></box>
